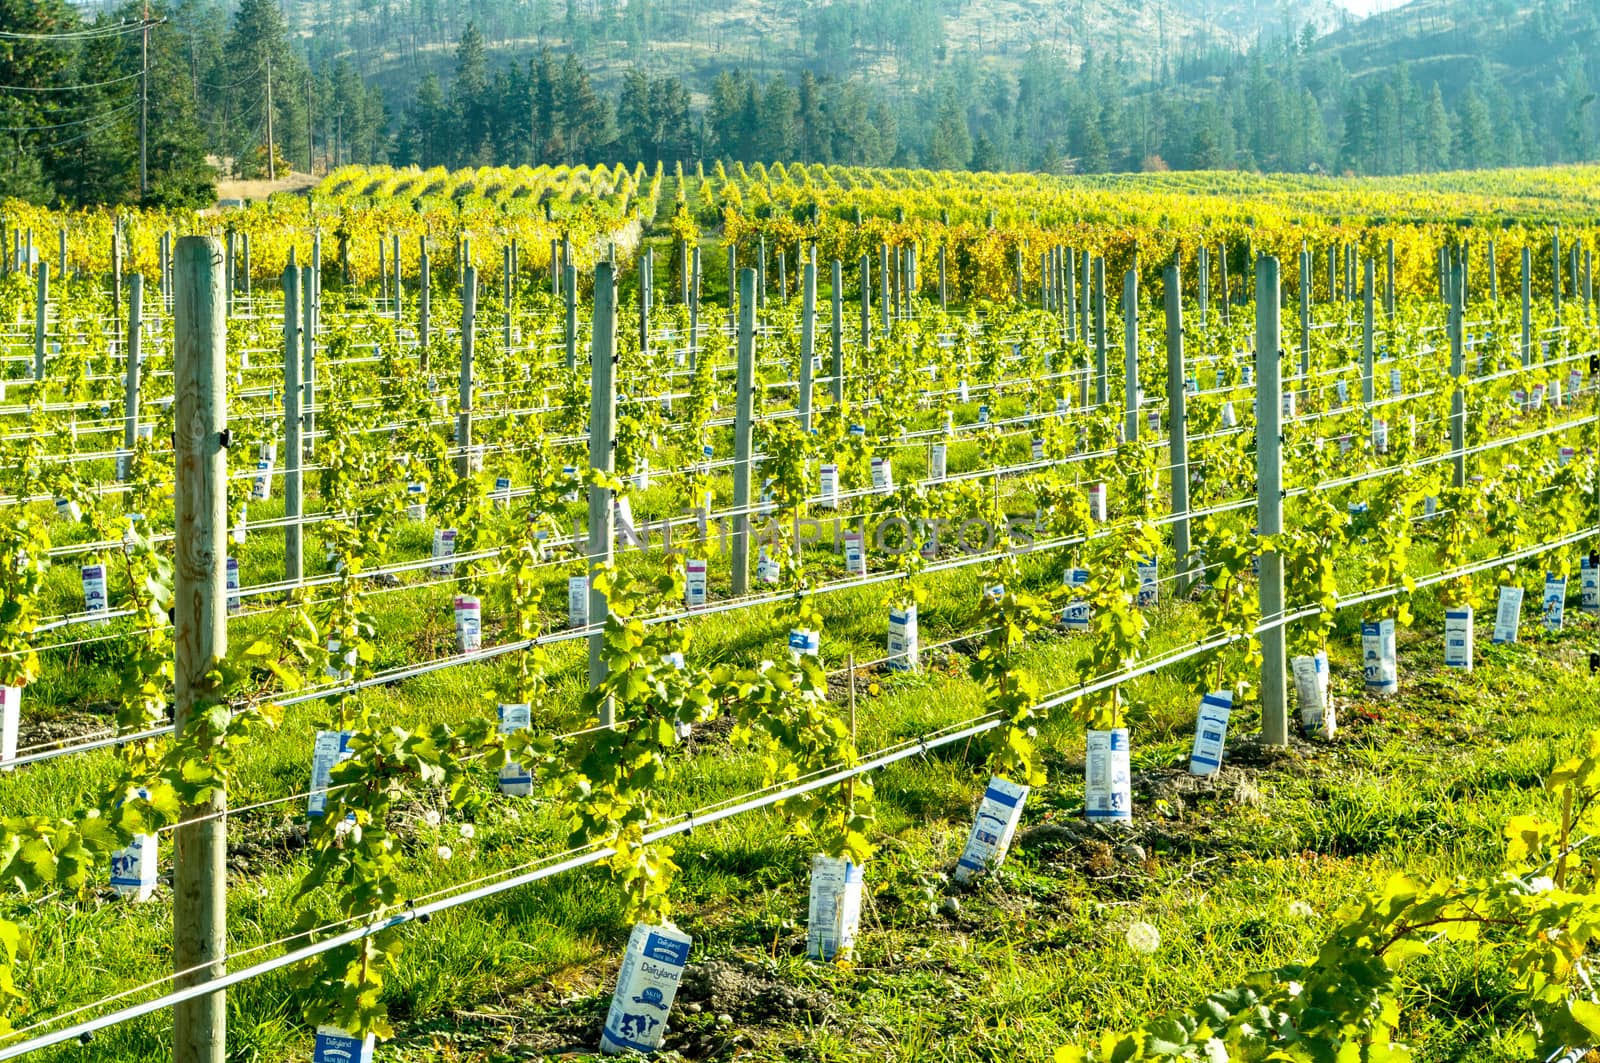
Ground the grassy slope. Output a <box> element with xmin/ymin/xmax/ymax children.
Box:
<box><xmin>17</xmin><ymin>470</ymin><xmax>1600</xmax><ymax>1062</ymax></box>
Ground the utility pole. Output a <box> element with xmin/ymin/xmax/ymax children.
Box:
<box><xmin>139</xmin><ymin>0</ymin><xmax>149</xmax><ymax>200</ymax></box>
<box><xmin>264</xmin><ymin>53</ymin><xmax>276</xmax><ymax>182</ymax></box>
<box><xmin>305</xmin><ymin>75</ymin><xmax>313</xmax><ymax>176</ymax></box>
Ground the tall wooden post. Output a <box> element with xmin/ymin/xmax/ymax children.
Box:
<box><xmin>1362</xmin><ymin>258</ymin><xmax>1375</xmax><ymax>407</ymax></box>
<box><xmin>1522</xmin><ymin>247</ymin><xmax>1533</xmax><ymax>368</ymax></box>
<box><xmin>799</xmin><ymin>261</ymin><xmax>816</xmax><ymax>433</ymax></box>
<box><xmin>1255</xmin><ymin>255</ymin><xmax>1287</xmax><ymax>747</ymax></box>
<box><xmin>503</xmin><ymin>245</ymin><xmax>515</xmax><ymax>354</ymax></box>
<box><xmin>392</xmin><ymin>234</ymin><xmax>402</xmax><ymax>326</ymax></box>
<box><xmin>32</xmin><ymin>262</ymin><xmax>48</xmax><ymax>384</ymax></box>
<box><xmin>1385</xmin><ymin>239</ymin><xmax>1396</xmax><ymax>319</ymax></box>
<box><xmin>831</xmin><ymin>259</ymin><xmax>844</xmax><ymax>405</ymax></box>
<box><xmin>1065</xmin><ymin>248</ymin><xmax>1076</xmax><ymax>340</ymax></box>
<box><xmin>122</xmin><ymin>273</ymin><xmax>143</xmax><ymax>481</ymax></box>
<box><xmin>879</xmin><ymin>243</ymin><xmax>891</xmax><ymax>335</ymax></box>
<box><xmin>419</xmin><ymin>241</ymin><xmax>431</xmax><ymax>366</ymax></box>
<box><xmin>1553</xmin><ymin>227</ymin><xmax>1562</xmax><ymax>319</ymax></box>
<box><xmin>1449</xmin><ymin>264</ymin><xmax>1467</xmax><ymax>489</ymax></box>
<box><xmin>1093</xmin><ymin>257</ymin><xmax>1107</xmax><ymax>406</ymax></box>
<box><xmin>301</xmin><ymin>265</ymin><xmax>316</xmax><ymax>455</ymax></box>
<box><xmin>1298</xmin><ymin>249</ymin><xmax>1311</xmax><ymax>393</ymax></box>
<box><xmin>731</xmin><ymin>269</ymin><xmax>757</xmax><ymax>596</ymax></box>
<box><xmin>456</xmin><ymin>268</ymin><xmax>477</xmax><ymax>479</ymax></box>
<box><xmin>587</xmin><ymin>264</ymin><xmax>617</xmax><ymax>726</ymax></box>
<box><xmin>688</xmin><ymin>247</ymin><xmax>700</xmax><ymax>371</ymax></box>
<box><xmin>1123</xmin><ymin>269</ymin><xmax>1139</xmax><ymax>441</ymax></box>
<box><xmin>1218</xmin><ymin>245</ymin><xmax>1231</xmax><ymax>325</ymax></box>
<box><xmin>565</xmin><ymin>264</ymin><xmax>578</xmax><ymax>374</ymax></box>
<box><xmin>111</xmin><ymin>226</ymin><xmax>123</xmax><ymax>350</ymax></box>
<box><xmin>859</xmin><ymin>254</ymin><xmax>872</xmax><ymax>353</ymax></box>
<box><xmin>172</xmin><ymin>235</ymin><xmax>229</xmax><ymax>1063</ymax></box>
<box><xmin>1165</xmin><ymin>263</ymin><xmax>1190</xmax><ymax>595</ymax></box>
<box><xmin>639</xmin><ymin>247</ymin><xmax>653</xmax><ymax>362</ymax></box>
<box><xmin>1489</xmin><ymin>237</ymin><xmax>1499</xmax><ymax>307</ymax></box>
<box><xmin>283</xmin><ymin>264</ymin><xmax>302</xmax><ymax>585</ymax></box>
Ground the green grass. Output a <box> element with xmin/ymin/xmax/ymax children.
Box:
<box><xmin>10</xmin><ymin>549</ymin><xmax>1600</xmax><ymax>1062</ymax></box>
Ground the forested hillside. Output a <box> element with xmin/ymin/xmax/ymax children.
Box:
<box><xmin>6</xmin><ymin>0</ymin><xmax>1598</xmax><ymax>207</ymax></box>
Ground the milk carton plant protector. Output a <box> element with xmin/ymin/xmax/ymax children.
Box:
<box><xmin>724</xmin><ymin>604</ymin><xmax>874</xmax><ymax>958</ymax></box>
<box><xmin>955</xmin><ymin>572</ymin><xmax>1058</xmax><ymax>880</ymax></box>
<box><xmin>1436</xmin><ymin>483</ymin><xmax>1484</xmax><ymax>671</ymax></box>
<box><xmin>1072</xmin><ymin>441</ymin><xmax>1163</xmax><ymax>823</ymax></box>
<box><xmin>1178</xmin><ymin>516</ymin><xmax>1261</xmax><ymax>767</ymax></box>
<box><xmin>1280</xmin><ymin>480</ymin><xmax>1344</xmax><ymax>735</ymax></box>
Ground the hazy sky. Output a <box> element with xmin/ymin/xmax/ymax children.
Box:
<box><xmin>1339</xmin><ymin>0</ymin><xmax>1408</xmax><ymax>13</ymax></box>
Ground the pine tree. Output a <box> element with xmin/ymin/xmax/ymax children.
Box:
<box><xmin>755</xmin><ymin>76</ymin><xmax>798</xmax><ymax>163</ymax></box>
<box><xmin>1454</xmin><ymin>85</ymin><xmax>1494</xmax><ymax>169</ymax></box>
<box><xmin>0</xmin><ymin>0</ymin><xmax>76</xmax><ymax>202</ymax></box>
<box><xmin>928</xmin><ymin>91</ymin><xmax>971</xmax><ymax>171</ymax></box>
<box><xmin>1421</xmin><ymin>84</ymin><xmax>1452</xmax><ymax>171</ymax></box>
<box><xmin>617</xmin><ymin>68</ymin><xmax>653</xmax><ymax>163</ymax></box>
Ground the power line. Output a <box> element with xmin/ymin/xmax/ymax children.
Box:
<box><xmin>0</xmin><ymin>72</ymin><xmax>143</xmax><ymax>93</ymax></box>
<box><xmin>0</xmin><ymin>19</ymin><xmax>157</xmax><ymax>42</ymax></box>
<box><xmin>0</xmin><ymin>102</ymin><xmax>139</xmax><ymax>133</ymax></box>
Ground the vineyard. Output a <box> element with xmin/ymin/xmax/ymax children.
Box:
<box><xmin>1</xmin><ymin>161</ymin><xmax>1599</xmax><ymax>1062</ymax></box>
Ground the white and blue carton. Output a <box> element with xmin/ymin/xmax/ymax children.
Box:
<box><xmin>953</xmin><ymin>776</ymin><xmax>1029</xmax><ymax>883</ymax></box>
<box><xmin>1136</xmin><ymin>556</ymin><xmax>1159</xmax><ymax>608</ymax></box>
<box><xmin>431</xmin><ymin>528</ymin><xmax>457</xmax><ymax>575</ymax></box>
<box><xmin>806</xmin><ymin>855</ymin><xmax>864</xmax><ymax>961</ymax></box>
<box><xmin>842</xmin><ymin>530</ymin><xmax>866</xmax><ymax>576</ymax></box>
<box><xmin>226</xmin><ymin>558</ymin><xmax>241</xmax><ymax>616</ymax></box>
<box><xmin>1444</xmin><ymin>607</ymin><xmax>1474</xmax><ymax>671</ymax></box>
<box><xmin>81</xmin><ymin>563</ymin><xmax>108</xmax><ymax>620</ymax></box>
<box><xmin>406</xmin><ymin>482</ymin><xmax>426</xmax><ymax>521</ymax></box>
<box><xmin>684</xmin><ymin>559</ymin><xmax>707</xmax><ymax>609</ymax></box>
<box><xmin>308</xmin><ymin>730</ymin><xmax>355</xmax><ymax>818</ymax></box>
<box><xmin>1544</xmin><ymin>574</ymin><xmax>1567</xmax><ymax>632</ymax></box>
<box><xmin>756</xmin><ymin>549</ymin><xmax>781</xmax><ymax>585</ymax></box>
<box><xmin>788</xmin><ymin>628</ymin><xmax>821</xmax><ymax>662</ymax></box>
<box><xmin>1062</xmin><ymin>569</ymin><xmax>1091</xmax><ymax>631</ymax></box>
<box><xmin>1582</xmin><ymin>556</ymin><xmax>1600</xmax><ymax>615</ymax></box>
<box><xmin>1085</xmin><ymin>730</ymin><xmax>1132</xmax><ymax>824</ymax></box>
<box><xmin>454</xmin><ymin>595</ymin><xmax>481</xmax><ymax>654</ymax></box>
<box><xmin>324</xmin><ymin>638</ymin><xmax>356</xmax><ymax>682</ymax></box>
<box><xmin>600</xmin><ymin>922</ymin><xmax>693</xmax><ymax>1055</ymax></box>
<box><xmin>870</xmin><ymin>456</ymin><xmax>893</xmax><ymax>494</ymax></box>
<box><xmin>110</xmin><ymin>831</ymin><xmax>157</xmax><ymax>902</ymax></box>
<box><xmin>1292</xmin><ymin>652</ymin><xmax>1333</xmax><ymax>737</ymax></box>
<box><xmin>818</xmin><ymin>464</ymin><xmax>839</xmax><ymax>509</ymax></box>
<box><xmin>568</xmin><ymin>575</ymin><xmax>589</xmax><ymax>628</ymax></box>
<box><xmin>110</xmin><ymin>787</ymin><xmax>157</xmax><ymax>902</ymax></box>
<box><xmin>930</xmin><ymin>442</ymin><xmax>947</xmax><ymax>480</ymax></box>
<box><xmin>1362</xmin><ymin>620</ymin><xmax>1397</xmax><ymax>697</ymax></box>
<box><xmin>313</xmin><ymin>1026</ymin><xmax>374</xmax><ymax>1063</ymax></box>
<box><xmin>497</xmin><ymin>703</ymin><xmax>533</xmax><ymax>797</ymax></box>
<box><xmin>250</xmin><ymin>457</ymin><xmax>274</xmax><ymax>501</ymax></box>
<box><xmin>1188</xmin><ymin>691</ymin><xmax>1232</xmax><ymax>776</ymax></box>
<box><xmin>1492</xmin><ymin>586</ymin><xmax>1524</xmax><ymax>644</ymax></box>
<box><xmin>886</xmin><ymin>605</ymin><xmax>919</xmax><ymax>672</ymax></box>
<box><xmin>1087</xmin><ymin>483</ymin><xmax>1106</xmax><ymax>522</ymax></box>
